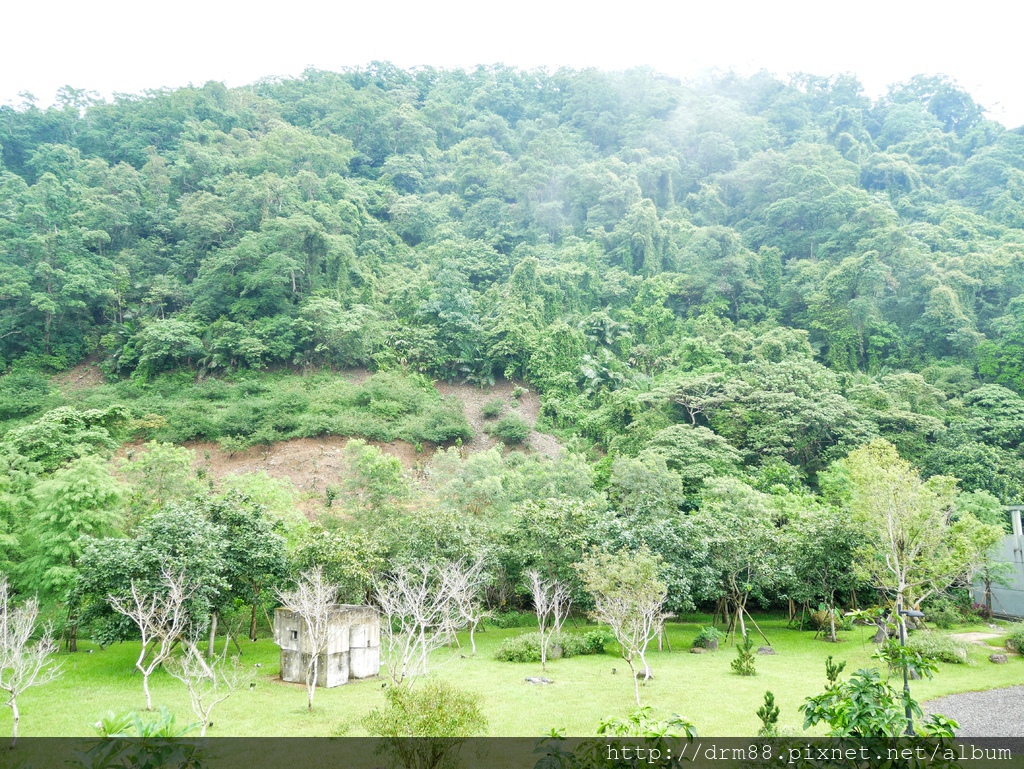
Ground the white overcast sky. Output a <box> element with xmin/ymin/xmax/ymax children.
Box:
<box><xmin>3</xmin><ymin>0</ymin><xmax>1022</xmax><ymax>127</ymax></box>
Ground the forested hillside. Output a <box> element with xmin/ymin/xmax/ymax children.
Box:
<box><xmin>4</xmin><ymin>65</ymin><xmax>1024</xmax><ymax>493</ymax></box>
<box><xmin>0</xmin><ymin>64</ymin><xmax>1022</xmax><ymax>631</ymax></box>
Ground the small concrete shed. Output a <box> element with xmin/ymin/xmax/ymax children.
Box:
<box><xmin>973</xmin><ymin>508</ymin><xmax>1024</xmax><ymax>619</ymax></box>
<box><xmin>273</xmin><ymin>605</ymin><xmax>380</xmax><ymax>687</ymax></box>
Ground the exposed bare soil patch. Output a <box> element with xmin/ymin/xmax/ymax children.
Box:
<box><xmin>950</xmin><ymin>631</ymin><xmax>1005</xmax><ymax>646</ymax></box>
<box><xmin>52</xmin><ymin>361</ymin><xmax>106</xmax><ymax>391</ymax></box>
<box><xmin>435</xmin><ymin>379</ymin><xmax>561</xmax><ymax>459</ymax></box>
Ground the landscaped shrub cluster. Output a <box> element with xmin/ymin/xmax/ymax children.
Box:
<box><xmin>923</xmin><ymin>597</ymin><xmax>970</xmax><ymax>629</ymax></box>
<box><xmin>906</xmin><ymin>633</ymin><xmax>969</xmax><ymax>664</ymax></box>
<box><xmin>1007</xmin><ymin>623</ymin><xmax>1024</xmax><ymax>653</ymax></box>
<box><xmin>493</xmin><ymin>630</ymin><xmax>613</xmax><ymax>662</ymax></box>
<box><xmin>691</xmin><ymin>626</ymin><xmax>724</xmax><ymax>649</ymax></box>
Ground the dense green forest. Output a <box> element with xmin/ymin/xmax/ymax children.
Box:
<box><xmin>0</xmin><ymin>64</ymin><xmax>1021</xmax><ymax>636</ymax></box>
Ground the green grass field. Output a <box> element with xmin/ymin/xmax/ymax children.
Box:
<box><xmin>9</xmin><ymin>617</ymin><xmax>1023</xmax><ymax>739</ymax></box>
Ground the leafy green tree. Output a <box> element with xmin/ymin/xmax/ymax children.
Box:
<box><xmin>120</xmin><ymin>441</ymin><xmax>202</xmax><ymax>526</ymax></box>
<box><xmin>690</xmin><ymin>477</ymin><xmax>786</xmax><ymax>640</ymax></box>
<box><xmin>1</xmin><ymin>405</ymin><xmax>129</xmax><ymax>473</ymax></box>
<box><xmin>576</xmin><ymin>546</ymin><xmax>666</xmax><ymax>705</ymax></box>
<box><xmin>75</xmin><ymin>506</ymin><xmax>228</xmax><ymax>646</ymax></box>
<box><xmin>843</xmin><ymin>440</ymin><xmax>1004</xmax><ymax>613</ymax></box>
<box><xmin>200</xmin><ymin>492</ymin><xmax>289</xmax><ymax>641</ymax></box>
<box><xmin>20</xmin><ymin>456</ymin><xmax>125</xmax><ymax>648</ymax></box>
<box><xmin>789</xmin><ymin>504</ymin><xmax>863</xmax><ymax>642</ymax></box>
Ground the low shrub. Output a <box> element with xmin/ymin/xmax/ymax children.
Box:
<box><xmin>924</xmin><ymin>598</ymin><xmax>968</xmax><ymax>629</ymax></box>
<box><xmin>493</xmin><ymin>630</ymin><xmax>613</xmax><ymax>662</ymax></box>
<box><xmin>692</xmin><ymin>626</ymin><xmax>724</xmax><ymax>649</ymax></box>
<box><xmin>486</xmin><ymin>611</ymin><xmax>535</xmax><ymax>629</ymax></box>
<box><xmin>731</xmin><ymin>633</ymin><xmax>756</xmax><ymax>676</ymax></box>
<box><xmin>1006</xmin><ymin>623</ymin><xmax>1024</xmax><ymax>653</ymax></box>
<box><xmin>809</xmin><ymin>607</ymin><xmax>853</xmax><ymax>633</ymax></box>
<box><xmin>494</xmin><ymin>633</ymin><xmax>545</xmax><ymax>663</ymax></box>
<box><xmin>481</xmin><ymin>399</ymin><xmax>504</xmax><ymax>419</ymax></box>
<box><xmin>906</xmin><ymin>633</ymin><xmax>969</xmax><ymax>664</ymax></box>
<box><xmin>491</xmin><ymin>414</ymin><xmax>530</xmax><ymax>445</ymax></box>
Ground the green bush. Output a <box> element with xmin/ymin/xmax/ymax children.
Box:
<box><xmin>906</xmin><ymin>633</ymin><xmax>969</xmax><ymax>664</ymax></box>
<box><xmin>364</xmin><ymin>679</ymin><xmax>487</xmax><ymax>739</ymax></box>
<box><xmin>411</xmin><ymin>400</ymin><xmax>473</xmax><ymax>444</ymax></box>
<box><xmin>493</xmin><ymin>632</ymin><xmax>545</xmax><ymax>663</ymax></box>
<box><xmin>924</xmin><ymin>598</ymin><xmax>967</xmax><ymax>629</ymax></box>
<box><xmin>491</xmin><ymin>414</ymin><xmax>530</xmax><ymax>445</ymax></box>
<box><xmin>564</xmin><ymin>629</ymin><xmax>614</xmax><ymax>656</ymax></box>
<box><xmin>731</xmin><ymin>633</ymin><xmax>757</xmax><ymax>676</ymax></box>
<box><xmin>1005</xmin><ymin>623</ymin><xmax>1024</xmax><ymax>653</ymax></box>
<box><xmin>692</xmin><ymin>626</ymin><xmax>724</xmax><ymax>649</ymax></box>
<box><xmin>486</xmin><ymin>611</ymin><xmax>535</xmax><ymax>629</ymax></box>
<box><xmin>481</xmin><ymin>398</ymin><xmax>504</xmax><ymax>419</ymax></box>
<box><xmin>493</xmin><ymin>630</ymin><xmax>612</xmax><ymax>662</ymax></box>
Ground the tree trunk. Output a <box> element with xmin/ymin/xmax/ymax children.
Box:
<box><xmin>250</xmin><ymin>603</ymin><xmax>258</xmax><ymax>642</ymax></box>
<box><xmin>308</xmin><ymin>656</ymin><xmax>317</xmax><ymax>711</ymax></box>
<box><xmin>207</xmin><ymin>610</ymin><xmax>218</xmax><ymax>660</ymax></box>
<box><xmin>627</xmin><ymin>657</ymin><xmax>640</xmax><ymax>706</ymax></box>
<box><xmin>469</xmin><ymin>621</ymin><xmax>477</xmax><ymax>656</ymax></box>
<box><xmin>143</xmin><ymin>672</ymin><xmax>153</xmax><ymax>711</ymax></box>
<box><xmin>69</xmin><ymin>615</ymin><xmax>78</xmax><ymax>653</ymax></box>
<box><xmin>10</xmin><ymin>697</ymin><xmax>19</xmax><ymax>747</ymax></box>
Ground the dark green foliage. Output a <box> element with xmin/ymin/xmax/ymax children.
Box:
<box><xmin>75</xmin><ymin>505</ymin><xmax>229</xmax><ymax>645</ymax></box>
<box><xmin>824</xmin><ymin>655</ymin><xmax>847</xmax><ymax>688</ymax></box>
<box><xmin>490</xmin><ymin>414</ymin><xmax>531</xmax><ymax>445</ymax></box>
<box><xmin>486</xmin><ymin>611</ymin><xmax>535</xmax><ymax>629</ymax></box>
<box><xmin>493</xmin><ymin>630</ymin><xmax>613</xmax><ymax>663</ymax></box>
<box><xmin>756</xmin><ymin>691</ymin><xmax>780</xmax><ymax>737</ymax></box>
<box><xmin>923</xmin><ymin>597</ymin><xmax>968</xmax><ymax>629</ymax></box>
<box><xmin>0</xmin><ymin>370</ymin><xmax>54</xmax><ymax>421</ymax></box>
<box><xmin>801</xmin><ymin>667</ymin><xmax>957</xmax><ymax>737</ymax></box>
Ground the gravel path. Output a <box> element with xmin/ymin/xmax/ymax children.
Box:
<box><xmin>926</xmin><ymin>686</ymin><xmax>1024</xmax><ymax>736</ymax></box>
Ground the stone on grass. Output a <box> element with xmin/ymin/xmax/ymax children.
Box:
<box><xmin>990</xmin><ymin>654</ymin><xmax>1008</xmax><ymax>664</ymax></box>
<box><xmin>757</xmin><ymin>646</ymin><xmax>776</xmax><ymax>655</ymax></box>
<box><xmin>526</xmin><ymin>677</ymin><xmax>553</xmax><ymax>685</ymax></box>
<box><xmin>690</xmin><ymin>647</ymin><xmax>706</xmax><ymax>654</ymax></box>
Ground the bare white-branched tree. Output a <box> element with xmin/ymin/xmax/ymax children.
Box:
<box><xmin>526</xmin><ymin>570</ymin><xmax>572</xmax><ymax>672</ymax></box>
<box><xmin>373</xmin><ymin>561</ymin><xmax>463</xmax><ymax>685</ymax></box>
<box><xmin>276</xmin><ymin>566</ymin><xmax>338</xmax><ymax>711</ymax></box>
<box><xmin>165</xmin><ymin>640</ymin><xmax>252</xmax><ymax>736</ymax></box>
<box><xmin>577</xmin><ymin>548</ymin><xmax>666</xmax><ymax>705</ymax></box>
<box><xmin>108</xmin><ymin>569</ymin><xmax>196</xmax><ymax>711</ymax></box>
<box><xmin>440</xmin><ymin>558</ymin><xmax>488</xmax><ymax>656</ymax></box>
<box><xmin>0</xmin><ymin>578</ymin><xmax>62</xmax><ymax>746</ymax></box>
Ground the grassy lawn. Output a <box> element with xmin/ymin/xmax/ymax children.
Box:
<box><xmin>9</xmin><ymin>616</ymin><xmax>1023</xmax><ymax>738</ymax></box>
